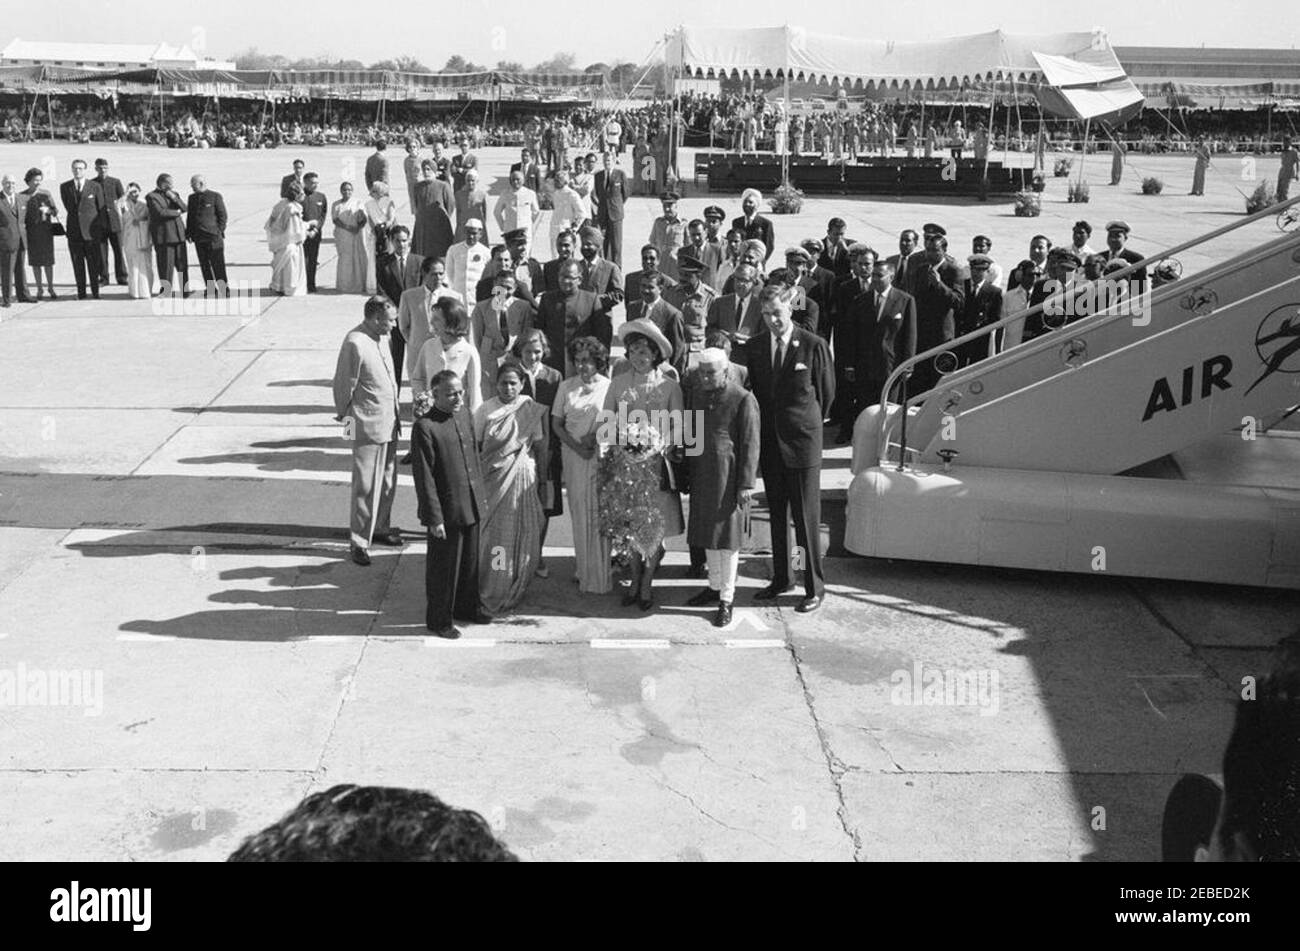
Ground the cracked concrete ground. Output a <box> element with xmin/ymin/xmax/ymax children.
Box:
<box><xmin>1</xmin><ymin>144</ymin><xmax>1295</xmax><ymax>861</ymax></box>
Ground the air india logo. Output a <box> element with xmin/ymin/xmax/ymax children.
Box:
<box><xmin>1246</xmin><ymin>304</ymin><xmax>1300</xmax><ymax>395</ymax></box>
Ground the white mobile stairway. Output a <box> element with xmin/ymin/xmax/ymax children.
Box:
<box><xmin>846</xmin><ymin>199</ymin><xmax>1300</xmax><ymax>589</ymax></box>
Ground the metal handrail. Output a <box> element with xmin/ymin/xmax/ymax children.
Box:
<box><xmin>873</xmin><ymin>193</ymin><xmax>1300</xmax><ymax>468</ymax></box>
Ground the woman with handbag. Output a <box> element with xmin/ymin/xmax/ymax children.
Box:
<box><xmin>21</xmin><ymin>168</ymin><xmax>59</xmax><ymax>299</ymax></box>
<box><xmin>362</xmin><ymin>180</ymin><xmax>397</xmax><ymax>296</ymax></box>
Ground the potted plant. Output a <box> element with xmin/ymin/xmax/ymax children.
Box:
<box><xmin>1246</xmin><ymin>181</ymin><xmax>1276</xmax><ymax>214</ymax></box>
<box><xmin>1030</xmin><ymin>173</ymin><xmax>1046</xmax><ymax>193</ymax></box>
<box><xmin>1141</xmin><ymin>176</ymin><xmax>1164</xmax><ymax>195</ymax></box>
<box><xmin>1067</xmin><ymin>181</ymin><xmax>1090</xmax><ymax>203</ymax></box>
<box><xmin>1053</xmin><ymin>157</ymin><xmax>1073</xmax><ymax>177</ymax></box>
<box><xmin>768</xmin><ymin>181</ymin><xmax>805</xmax><ymax>215</ymax></box>
<box><xmin>1013</xmin><ymin>191</ymin><xmax>1041</xmax><ymax>217</ymax></box>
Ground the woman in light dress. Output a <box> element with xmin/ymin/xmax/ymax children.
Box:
<box><xmin>120</xmin><ymin>181</ymin><xmax>155</xmax><ymax>298</ymax></box>
<box><xmin>362</xmin><ymin>180</ymin><xmax>398</xmax><ymax>296</ymax></box>
<box><xmin>473</xmin><ymin>362</ymin><xmax>550</xmax><ymax>614</ymax></box>
<box><xmin>330</xmin><ymin>181</ymin><xmax>368</xmax><ymax>294</ymax></box>
<box><xmin>265</xmin><ymin>183</ymin><xmax>308</xmax><ymax>296</ymax></box>
<box><xmin>553</xmin><ymin>335</ymin><xmax>612</xmax><ymax>594</ymax></box>
<box><xmin>411</xmin><ymin>298</ymin><xmax>482</xmax><ymax>411</ymax></box>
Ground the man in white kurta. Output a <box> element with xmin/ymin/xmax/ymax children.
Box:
<box><xmin>445</xmin><ymin>218</ymin><xmax>490</xmax><ymax>304</ymax></box>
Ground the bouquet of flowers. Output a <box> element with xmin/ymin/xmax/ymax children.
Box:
<box><xmin>413</xmin><ymin>388</ymin><xmax>435</xmax><ymax>418</ymax></box>
<box><xmin>597</xmin><ymin>420</ymin><xmax>666</xmax><ymax>558</ymax></box>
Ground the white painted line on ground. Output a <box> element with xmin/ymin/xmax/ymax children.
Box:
<box><xmin>425</xmin><ymin>638</ymin><xmax>497</xmax><ymax>648</ymax></box>
<box><xmin>116</xmin><ymin>633</ymin><xmax>177</xmax><ymax>642</ymax></box>
<box><xmin>724</xmin><ymin>638</ymin><xmax>787</xmax><ymax>649</ymax></box>
<box><xmin>591</xmin><ymin>639</ymin><xmax>671</xmax><ymax>650</ymax></box>
<box><xmin>301</xmin><ymin>635</ymin><xmax>365</xmax><ymax>643</ymax></box>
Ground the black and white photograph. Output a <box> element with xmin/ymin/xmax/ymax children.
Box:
<box><xmin>0</xmin><ymin>0</ymin><xmax>1298</xmax><ymax>890</ymax></box>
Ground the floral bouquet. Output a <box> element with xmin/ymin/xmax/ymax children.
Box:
<box><xmin>597</xmin><ymin>420</ymin><xmax>666</xmax><ymax>558</ymax></box>
<box><xmin>413</xmin><ymin>388</ymin><xmax>435</xmax><ymax>418</ymax></box>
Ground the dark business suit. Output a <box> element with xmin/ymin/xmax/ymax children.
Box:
<box><xmin>510</xmin><ymin>160</ymin><xmax>542</xmax><ymax>193</ymax></box>
<box><xmin>744</xmin><ymin>327</ymin><xmax>835</xmax><ymax>599</ymax></box>
<box><xmin>93</xmin><ymin>174</ymin><xmax>127</xmax><ymax>285</ymax></box>
<box><xmin>593</xmin><ymin>168</ymin><xmax>627</xmax><ymax>266</ymax></box>
<box><xmin>300</xmin><ymin>190</ymin><xmax>329</xmax><ymax>291</ymax></box>
<box><xmin>955</xmin><ymin>279</ymin><xmax>1003</xmax><ymax>367</ymax></box>
<box><xmin>840</xmin><ymin>284</ymin><xmax>917</xmax><ymax>418</ymax></box>
<box><xmin>377</xmin><ymin>252</ymin><xmax>423</xmax><ymax>387</ymax></box>
<box><xmin>186</xmin><ymin>189</ymin><xmax>228</xmax><ymax>294</ymax></box>
<box><xmin>818</xmin><ymin>241</ymin><xmax>853</xmax><ymax>281</ymax></box>
<box><xmin>146</xmin><ymin>186</ymin><xmax>188</xmax><ymax>294</ymax></box>
<box><xmin>732</xmin><ymin>213</ymin><xmax>775</xmax><ymax>263</ymax></box>
<box><xmin>577</xmin><ymin>256</ymin><xmax>623</xmax><ymax>315</ymax></box>
<box><xmin>624</xmin><ymin>268</ymin><xmax>676</xmax><ymax>303</ymax></box>
<box><xmin>900</xmin><ymin>255</ymin><xmax>963</xmax><ymax>395</ymax></box>
<box><xmin>542</xmin><ymin>255</ymin><xmax>576</xmax><ymax>293</ymax></box>
<box><xmin>412</xmin><ymin>404</ymin><xmax>487</xmax><ymax>630</ymax></box>
<box><xmin>533</xmin><ymin>288</ymin><xmax>609</xmax><ymax>374</ymax></box>
<box><xmin>60</xmin><ymin>178</ymin><xmax>108</xmax><ymax>298</ymax></box>
<box><xmin>476</xmin><ymin>257</ymin><xmax>545</xmax><ymax>305</ymax></box>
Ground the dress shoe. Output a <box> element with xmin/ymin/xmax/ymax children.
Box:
<box><xmin>17</xmin><ymin>296</ymin><xmax>36</xmax><ymax>303</ymax></box>
<box><xmin>795</xmin><ymin>595</ymin><xmax>823</xmax><ymax>613</ymax></box>
<box><xmin>47</xmin><ymin>290</ymin><xmax>58</xmax><ymax>299</ymax></box>
<box><xmin>713</xmin><ymin>602</ymin><xmax>733</xmax><ymax>628</ymax></box>
<box><xmin>0</xmin><ymin>301</ymin><xmax>9</xmax><ymax>308</ymax></box>
<box><xmin>637</xmin><ymin>597</ymin><xmax>654</xmax><ymax>612</ymax></box>
<box><xmin>534</xmin><ymin>562</ymin><xmax>549</xmax><ymax>579</ymax></box>
<box><xmin>754</xmin><ymin>582</ymin><xmax>794</xmax><ymax>601</ymax></box>
<box><xmin>427</xmin><ymin>624</ymin><xmax>461</xmax><ymax>639</ymax></box>
<box><xmin>372</xmin><ymin>530</ymin><xmax>404</xmax><ymax>546</ymax></box>
<box><xmin>460</xmin><ymin>611</ymin><xmax>493</xmax><ymax>625</ymax></box>
<box><xmin>686</xmin><ymin>587</ymin><xmax>720</xmax><ymax>607</ymax></box>
<box><xmin>349</xmin><ymin>545</ymin><xmax>371</xmax><ymax>566</ymax></box>
<box><xmin>621</xmin><ymin>589</ymin><xmax>639</xmax><ymax>607</ymax></box>
<box><xmin>399</xmin><ymin>452</ymin><xmax>412</xmax><ymax>465</ymax></box>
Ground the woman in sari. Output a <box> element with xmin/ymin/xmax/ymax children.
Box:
<box><xmin>599</xmin><ymin>318</ymin><xmax>684</xmax><ymax>610</ymax></box>
<box><xmin>120</xmin><ymin>181</ymin><xmax>155</xmax><ymax>298</ymax></box>
<box><xmin>554</xmin><ymin>336</ymin><xmax>612</xmax><ymax>594</ymax></box>
<box><xmin>331</xmin><ymin>181</ymin><xmax>368</xmax><ymax>294</ymax></box>
<box><xmin>362</xmin><ymin>180</ymin><xmax>398</xmax><ymax>296</ymax></box>
<box><xmin>511</xmin><ymin>329</ymin><xmax>563</xmax><ymax>578</ymax></box>
<box><xmin>474</xmin><ymin>361</ymin><xmax>550</xmax><ymax>614</ymax></box>
<box><xmin>266</xmin><ymin>183</ymin><xmax>307</xmax><ymax>296</ymax></box>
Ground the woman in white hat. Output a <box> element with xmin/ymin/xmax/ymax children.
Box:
<box><xmin>598</xmin><ymin>318</ymin><xmax>685</xmax><ymax>611</ymax></box>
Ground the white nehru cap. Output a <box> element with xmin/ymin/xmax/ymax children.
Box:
<box><xmin>698</xmin><ymin>348</ymin><xmax>729</xmax><ymax>368</ymax></box>
<box><xmin>465</xmin><ymin>218</ymin><xmax>484</xmax><ymax>229</ymax></box>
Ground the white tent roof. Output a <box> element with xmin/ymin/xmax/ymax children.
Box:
<box><xmin>666</xmin><ymin>26</ymin><xmax>1144</xmax><ymax>122</ymax></box>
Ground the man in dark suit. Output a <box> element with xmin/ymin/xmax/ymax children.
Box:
<box><xmin>535</xmin><ymin>260</ymin><xmax>609</xmax><ymax>375</ymax></box>
<box><xmin>280</xmin><ymin>159</ymin><xmax>305</xmax><ymax>200</ymax></box>
<box><xmin>509</xmin><ymin>148</ymin><xmax>542</xmax><ymax>193</ymax></box>
<box><xmin>60</xmin><ymin>159</ymin><xmax>108</xmax><ymax>299</ymax></box>
<box><xmin>592</xmin><ymin>151</ymin><xmax>627</xmax><ymax>267</ymax></box>
<box><xmin>185</xmin><ymin>174</ymin><xmax>228</xmax><ymax>297</ymax></box>
<box><xmin>376</xmin><ymin>225</ymin><xmax>422</xmax><ymax>388</ymax></box>
<box><xmin>883</xmin><ymin>228</ymin><xmax>918</xmax><ymax>278</ymax></box>
<box><xmin>745</xmin><ymin>285</ymin><xmax>834</xmax><ymax>613</ymax></box>
<box><xmin>146</xmin><ymin>173</ymin><xmax>188</xmax><ymax>296</ymax></box>
<box><xmin>541</xmin><ymin>229</ymin><xmax>578</xmax><ymax>293</ymax></box>
<box><xmin>817</xmin><ymin>218</ymin><xmax>852</xmax><ymax>280</ymax></box>
<box><xmin>92</xmin><ymin>158</ymin><xmax>127</xmax><ymax>285</ymax></box>
<box><xmin>732</xmin><ymin>188</ymin><xmax>775</xmax><ymax>265</ymax></box>
<box><xmin>300</xmin><ymin>172</ymin><xmax>329</xmax><ymax>292</ymax></box>
<box><xmin>955</xmin><ymin>253</ymin><xmax>1003</xmax><ymax>367</ymax></box>
<box><xmin>624</xmin><ymin>244</ymin><xmax>677</xmax><ymax>302</ymax></box>
<box><xmin>1100</xmin><ymin>220</ymin><xmax>1147</xmax><ymax>293</ymax></box>
<box><xmin>837</xmin><ymin>253</ymin><xmax>917</xmax><ymax>443</ymax></box>
<box><xmin>899</xmin><ymin>224</ymin><xmax>963</xmax><ymax>395</ymax></box>
<box><xmin>801</xmin><ymin>239</ymin><xmax>837</xmax><ymax>312</ymax></box>
<box><xmin>491</xmin><ymin>229</ymin><xmax>545</xmax><ymax>307</ymax></box>
<box><xmin>769</xmin><ymin>248</ymin><xmax>821</xmax><ymax>335</ymax></box>
<box><xmin>364</xmin><ymin>140</ymin><xmax>389</xmax><ymax>191</ymax></box>
<box><xmin>706</xmin><ymin>263</ymin><xmax>765</xmax><ymax>363</ymax></box>
<box><xmin>411</xmin><ymin>369</ymin><xmax>491</xmax><ymax>638</ymax></box>
<box><xmin>576</xmin><ymin>225</ymin><xmax>624</xmax><ymax>316</ymax></box>
<box><xmin>626</xmin><ymin>273</ymin><xmax>687</xmax><ymax>376</ymax></box>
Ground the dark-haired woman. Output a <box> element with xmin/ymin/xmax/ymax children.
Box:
<box><xmin>511</xmin><ymin>328</ymin><xmax>563</xmax><ymax>578</ymax></box>
<box><xmin>21</xmin><ymin>168</ymin><xmax>58</xmax><ymax>299</ymax></box>
<box><xmin>554</xmin><ymin>336</ymin><xmax>612</xmax><ymax>593</ymax></box>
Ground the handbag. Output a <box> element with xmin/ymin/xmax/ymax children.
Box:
<box><xmin>49</xmin><ymin>220</ymin><xmax>66</xmax><ymax>236</ymax></box>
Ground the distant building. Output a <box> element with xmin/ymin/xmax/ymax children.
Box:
<box><xmin>0</xmin><ymin>38</ymin><xmax>236</xmax><ymax>71</ymax></box>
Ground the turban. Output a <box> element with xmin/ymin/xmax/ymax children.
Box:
<box><xmin>741</xmin><ymin>188</ymin><xmax>762</xmax><ymax>205</ymax></box>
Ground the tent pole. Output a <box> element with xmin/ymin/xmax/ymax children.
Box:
<box><xmin>1078</xmin><ymin>117</ymin><xmax>1090</xmax><ymax>186</ymax></box>
<box><xmin>782</xmin><ymin>23</ymin><xmax>790</xmax><ymax>188</ymax></box>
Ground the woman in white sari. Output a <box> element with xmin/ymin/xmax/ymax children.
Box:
<box><xmin>330</xmin><ymin>181</ymin><xmax>368</xmax><ymax>294</ymax></box>
<box><xmin>120</xmin><ymin>181</ymin><xmax>155</xmax><ymax>299</ymax></box>
<box><xmin>266</xmin><ymin>183</ymin><xmax>308</xmax><ymax>296</ymax></box>
<box><xmin>362</xmin><ymin>180</ymin><xmax>398</xmax><ymax>296</ymax></box>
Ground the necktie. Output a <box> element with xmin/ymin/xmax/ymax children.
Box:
<box><xmin>876</xmin><ymin>291</ymin><xmax>887</xmax><ymax>322</ymax></box>
<box><xmin>774</xmin><ymin>337</ymin><xmax>786</xmax><ymax>375</ymax></box>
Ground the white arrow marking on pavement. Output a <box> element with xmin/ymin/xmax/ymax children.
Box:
<box><xmin>724</xmin><ymin>639</ymin><xmax>786</xmax><ymax>648</ymax></box>
<box><xmin>591</xmin><ymin>639</ymin><xmax>671</xmax><ymax>650</ymax></box>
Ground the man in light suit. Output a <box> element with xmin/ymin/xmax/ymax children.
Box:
<box><xmin>92</xmin><ymin>158</ymin><xmax>127</xmax><ymax>285</ymax></box>
<box><xmin>0</xmin><ymin>174</ymin><xmax>31</xmax><ymax>307</ymax></box>
<box><xmin>398</xmin><ymin>256</ymin><xmax>462</xmax><ymax>387</ymax></box>
<box><xmin>744</xmin><ymin>285</ymin><xmax>835</xmax><ymax>613</ymax></box>
<box><xmin>145</xmin><ymin>173</ymin><xmax>188</xmax><ymax>296</ymax></box>
<box><xmin>837</xmin><ymin>253</ymin><xmax>917</xmax><ymax>444</ymax></box>
<box><xmin>333</xmin><ymin>297</ymin><xmax>404</xmax><ymax>566</ymax></box>
<box><xmin>592</xmin><ymin>151</ymin><xmax>627</xmax><ymax>267</ymax></box>
<box><xmin>60</xmin><ymin>159</ymin><xmax>108</xmax><ymax>299</ymax></box>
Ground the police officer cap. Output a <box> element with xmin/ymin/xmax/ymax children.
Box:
<box><xmin>967</xmin><ymin>253</ymin><xmax>993</xmax><ymax>267</ymax></box>
<box><xmin>703</xmin><ymin>205</ymin><xmax>726</xmax><ymax>220</ymax></box>
<box><xmin>503</xmin><ymin>228</ymin><xmax>529</xmax><ymax>242</ymax></box>
<box><xmin>1105</xmin><ymin>220</ymin><xmax>1131</xmax><ymax>234</ymax></box>
<box><xmin>922</xmin><ymin>222</ymin><xmax>947</xmax><ymax>237</ymax></box>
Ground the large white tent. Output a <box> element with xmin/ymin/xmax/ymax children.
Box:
<box><xmin>666</xmin><ymin>26</ymin><xmax>1145</xmax><ymax>123</ymax></box>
